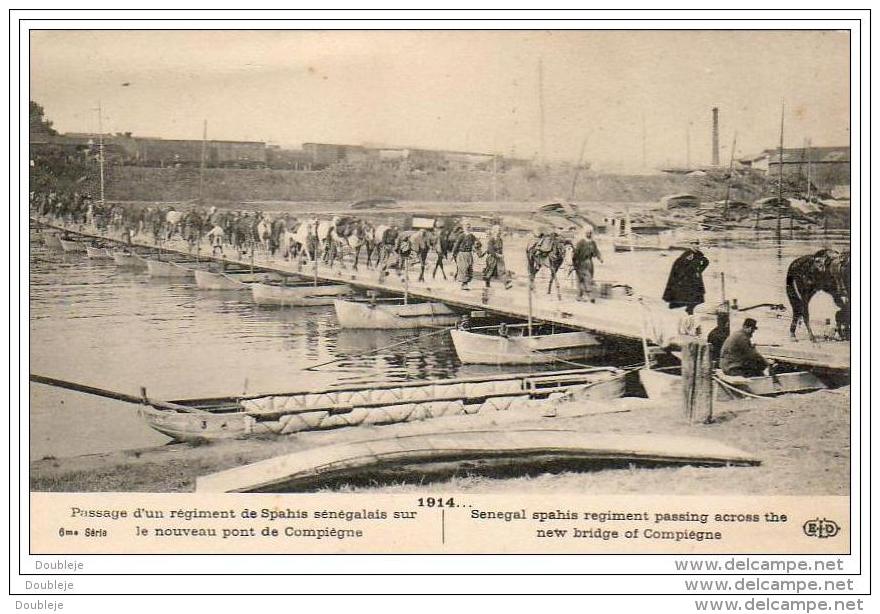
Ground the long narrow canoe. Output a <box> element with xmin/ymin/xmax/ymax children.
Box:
<box><xmin>85</xmin><ymin>246</ymin><xmax>113</xmax><ymax>259</ymax></box>
<box><xmin>112</xmin><ymin>251</ymin><xmax>148</xmax><ymax>269</ymax></box>
<box><xmin>195</xmin><ymin>428</ymin><xmax>760</xmax><ymax>493</ymax></box>
<box><xmin>145</xmin><ymin>258</ymin><xmax>196</xmax><ymax>278</ymax></box>
<box><xmin>138</xmin><ymin>366</ymin><xmax>625</xmax><ymax>442</ymax></box>
<box><xmin>42</xmin><ymin>233</ymin><xmax>63</xmax><ymax>250</ymax></box>
<box><xmin>59</xmin><ymin>238</ymin><xmax>87</xmax><ymax>253</ymax></box>
<box><xmin>334</xmin><ymin>299</ymin><xmax>459</xmax><ymax>329</ymax></box>
<box><xmin>450</xmin><ymin>329</ymin><xmax>601</xmax><ymax>365</ymax></box>
<box><xmin>251</xmin><ymin>281</ymin><xmax>350</xmax><ymax>306</ymax></box>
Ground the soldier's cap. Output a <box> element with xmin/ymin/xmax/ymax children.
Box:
<box><xmin>743</xmin><ymin>317</ymin><xmax>758</xmax><ymax>329</ymax></box>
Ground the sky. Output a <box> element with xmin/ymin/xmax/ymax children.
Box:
<box><xmin>29</xmin><ymin>30</ymin><xmax>851</xmax><ymax>169</ymax></box>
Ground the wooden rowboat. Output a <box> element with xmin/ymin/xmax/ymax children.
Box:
<box><xmin>194</xmin><ymin>269</ymin><xmax>284</xmax><ymax>291</ymax></box>
<box><xmin>138</xmin><ymin>366</ymin><xmax>625</xmax><ymax>442</ymax></box>
<box><xmin>59</xmin><ymin>238</ymin><xmax>87</xmax><ymax>253</ymax></box>
<box><xmin>251</xmin><ymin>281</ymin><xmax>351</xmax><ymax>306</ymax></box>
<box><xmin>145</xmin><ymin>258</ymin><xmax>196</xmax><ymax>278</ymax></box>
<box><xmin>638</xmin><ymin>367</ymin><xmax>827</xmax><ymax>401</ymax></box>
<box><xmin>194</xmin><ymin>269</ymin><xmax>250</xmax><ymax>291</ymax></box>
<box><xmin>85</xmin><ymin>246</ymin><xmax>113</xmax><ymax>259</ymax></box>
<box><xmin>195</xmin><ymin>428</ymin><xmax>760</xmax><ymax>493</ymax></box>
<box><xmin>713</xmin><ymin>370</ymin><xmax>827</xmax><ymax>400</ymax></box>
<box><xmin>334</xmin><ymin>299</ymin><xmax>459</xmax><ymax>329</ymax></box>
<box><xmin>112</xmin><ymin>251</ymin><xmax>148</xmax><ymax>269</ymax></box>
<box><xmin>42</xmin><ymin>233</ymin><xmax>63</xmax><ymax>250</ymax></box>
<box><xmin>450</xmin><ymin>328</ymin><xmax>602</xmax><ymax>365</ymax></box>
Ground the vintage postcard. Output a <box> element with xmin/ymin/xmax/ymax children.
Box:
<box><xmin>13</xmin><ymin>13</ymin><xmax>868</xmax><ymax>605</ymax></box>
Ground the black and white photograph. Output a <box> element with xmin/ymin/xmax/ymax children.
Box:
<box><xmin>22</xmin><ymin>24</ymin><xmax>859</xmax><ymax>559</ymax></box>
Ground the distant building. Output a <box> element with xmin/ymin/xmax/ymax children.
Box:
<box><xmin>740</xmin><ymin>146</ymin><xmax>850</xmax><ymax>191</ymax></box>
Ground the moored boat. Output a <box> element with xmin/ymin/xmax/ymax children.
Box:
<box><xmin>42</xmin><ymin>233</ymin><xmax>63</xmax><ymax>250</ymax></box>
<box><xmin>450</xmin><ymin>328</ymin><xmax>601</xmax><ymax>365</ymax></box>
<box><xmin>194</xmin><ymin>269</ymin><xmax>250</xmax><ymax>291</ymax></box>
<box><xmin>138</xmin><ymin>366</ymin><xmax>625</xmax><ymax>442</ymax></box>
<box><xmin>145</xmin><ymin>258</ymin><xmax>196</xmax><ymax>278</ymax></box>
<box><xmin>85</xmin><ymin>245</ymin><xmax>113</xmax><ymax>259</ymax></box>
<box><xmin>334</xmin><ymin>298</ymin><xmax>459</xmax><ymax>329</ymax></box>
<box><xmin>251</xmin><ymin>281</ymin><xmax>351</xmax><ymax>306</ymax></box>
<box><xmin>638</xmin><ymin>366</ymin><xmax>827</xmax><ymax>401</ymax></box>
<box><xmin>59</xmin><ymin>238</ymin><xmax>87</xmax><ymax>253</ymax></box>
<box><xmin>713</xmin><ymin>370</ymin><xmax>827</xmax><ymax>400</ymax></box>
<box><xmin>112</xmin><ymin>251</ymin><xmax>148</xmax><ymax>269</ymax></box>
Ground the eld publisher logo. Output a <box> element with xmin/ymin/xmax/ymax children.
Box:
<box><xmin>803</xmin><ymin>518</ymin><xmax>840</xmax><ymax>539</ymax></box>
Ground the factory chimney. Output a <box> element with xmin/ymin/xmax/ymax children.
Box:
<box><xmin>711</xmin><ymin>107</ymin><xmax>720</xmax><ymax>166</ymax></box>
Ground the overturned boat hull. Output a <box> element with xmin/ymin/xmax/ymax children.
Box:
<box><xmin>195</xmin><ymin>428</ymin><xmax>760</xmax><ymax>493</ymax></box>
<box><xmin>251</xmin><ymin>281</ymin><xmax>350</xmax><ymax>306</ymax></box>
<box><xmin>450</xmin><ymin>329</ymin><xmax>601</xmax><ymax>365</ymax></box>
<box><xmin>334</xmin><ymin>299</ymin><xmax>458</xmax><ymax>329</ymax></box>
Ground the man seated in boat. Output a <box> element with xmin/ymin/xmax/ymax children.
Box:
<box><xmin>719</xmin><ymin>318</ymin><xmax>774</xmax><ymax>377</ymax></box>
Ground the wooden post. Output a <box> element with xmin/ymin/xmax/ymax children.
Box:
<box><xmin>527</xmin><ymin>277</ymin><xmax>534</xmax><ymax>337</ymax></box>
<box><xmin>403</xmin><ymin>256</ymin><xmax>409</xmax><ymax>305</ymax></box>
<box><xmin>313</xmin><ymin>243</ymin><xmax>319</xmax><ymax>287</ymax></box>
<box><xmin>681</xmin><ymin>339</ymin><xmax>713</xmax><ymax>423</ymax></box>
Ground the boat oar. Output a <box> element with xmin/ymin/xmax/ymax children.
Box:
<box><xmin>29</xmin><ymin>373</ymin><xmax>205</xmax><ymax>413</ymax></box>
<box><xmin>302</xmin><ymin>326</ymin><xmax>457</xmax><ymax>371</ymax></box>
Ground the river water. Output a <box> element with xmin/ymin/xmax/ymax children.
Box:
<box><xmin>28</xmin><ymin>228</ymin><xmax>850</xmax><ymax>460</ymax></box>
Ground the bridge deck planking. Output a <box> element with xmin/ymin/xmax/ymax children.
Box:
<box><xmin>33</xmin><ymin>220</ymin><xmax>849</xmax><ymax>371</ymax></box>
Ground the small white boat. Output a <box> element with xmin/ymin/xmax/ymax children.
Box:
<box><xmin>145</xmin><ymin>258</ymin><xmax>196</xmax><ymax>278</ymax></box>
<box><xmin>713</xmin><ymin>370</ymin><xmax>827</xmax><ymax>400</ymax></box>
<box><xmin>112</xmin><ymin>251</ymin><xmax>148</xmax><ymax>269</ymax></box>
<box><xmin>334</xmin><ymin>299</ymin><xmax>459</xmax><ymax>329</ymax></box>
<box><xmin>639</xmin><ymin>367</ymin><xmax>827</xmax><ymax>401</ymax></box>
<box><xmin>251</xmin><ymin>281</ymin><xmax>350</xmax><ymax>307</ymax></box>
<box><xmin>85</xmin><ymin>246</ymin><xmax>113</xmax><ymax>259</ymax></box>
<box><xmin>450</xmin><ymin>328</ymin><xmax>601</xmax><ymax>365</ymax></box>
<box><xmin>42</xmin><ymin>233</ymin><xmax>63</xmax><ymax>250</ymax></box>
<box><xmin>194</xmin><ymin>269</ymin><xmax>250</xmax><ymax>291</ymax></box>
<box><xmin>59</xmin><ymin>238</ymin><xmax>87</xmax><ymax>253</ymax></box>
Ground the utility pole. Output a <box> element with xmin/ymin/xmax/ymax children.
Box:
<box><xmin>777</xmin><ymin>100</ymin><xmax>785</xmax><ymax>235</ymax></box>
<box><xmin>199</xmin><ymin>119</ymin><xmax>207</xmax><ymax>204</ymax></box>
<box><xmin>97</xmin><ymin>101</ymin><xmax>105</xmax><ymax>207</ymax></box>
<box><xmin>641</xmin><ymin>113</ymin><xmax>647</xmax><ymax>169</ymax></box>
<box><xmin>538</xmin><ymin>58</ymin><xmax>546</xmax><ymax>163</ymax></box>
<box><xmin>723</xmin><ymin>131</ymin><xmax>737</xmax><ymax>221</ymax></box>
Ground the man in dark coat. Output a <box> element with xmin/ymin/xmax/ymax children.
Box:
<box><xmin>662</xmin><ymin>242</ymin><xmax>709</xmax><ymax>314</ymax></box>
<box><xmin>720</xmin><ymin>318</ymin><xmax>772</xmax><ymax>377</ymax></box>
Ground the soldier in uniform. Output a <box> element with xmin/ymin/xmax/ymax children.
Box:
<box><xmin>482</xmin><ymin>225</ymin><xmax>512</xmax><ymax>289</ymax></box>
<box><xmin>451</xmin><ymin>224</ymin><xmax>479</xmax><ymax>291</ymax></box>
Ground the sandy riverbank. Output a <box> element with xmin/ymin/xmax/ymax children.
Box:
<box><xmin>30</xmin><ymin>387</ymin><xmax>849</xmax><ymax>495</ymax></box>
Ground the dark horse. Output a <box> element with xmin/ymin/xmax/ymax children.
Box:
<box><xmin>786</xmin><ymin>248</ymin><xmax>851</xmax><ymax>341</ymax></box>
<box><xmin>526</xmin><ymin>232</ymin><xmax>572</xmax><ymax>299</ymax></box>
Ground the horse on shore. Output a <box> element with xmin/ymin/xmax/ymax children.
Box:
<box><xmin>526</xmin><ymin>232</ymin><xmax>572</xmax><ymax>299</ymax></box>
<box><xmin>786</xmin><ymin>248</ymin><xmax>851</xmax><ymax>341</ymax></box>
